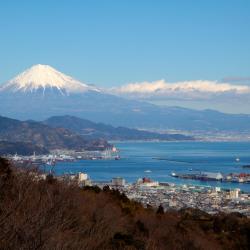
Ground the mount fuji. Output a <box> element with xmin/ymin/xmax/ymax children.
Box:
<box><xmin>0</xmin><ymin>64</ymin><xmax>157</xmax><ymax>124</ymax></box>
<box><xmin>1</xmin><ymin>64</ymin><xmax>250</xmax><ymax>132</ymax></box>
<box><xmin>0</xmin><ymin>64</ymin><xmax>99</xmax><ymax>95</ymax></box>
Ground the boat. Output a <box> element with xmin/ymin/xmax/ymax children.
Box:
<box><xmin>171</xmin><ymin>172</ymin><xmax>177</xmax><ymax>177</ymax></box>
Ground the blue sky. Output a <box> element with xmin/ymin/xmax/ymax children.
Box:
<box><xmin>0</xmin><ymin>0</ymin><xmax>249</xmax><ymax>88</ymax></box>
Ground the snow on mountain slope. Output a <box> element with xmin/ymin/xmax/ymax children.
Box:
<box><xmin>0</xmin><ymin>64</ymin><xmax>99</xmax><ymax>95</ymax></box>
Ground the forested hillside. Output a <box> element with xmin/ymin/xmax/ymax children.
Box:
<box><xmin>0</xmin><ymin>158</ymin><xmax>249</xmax><ymax>250</ymax></box>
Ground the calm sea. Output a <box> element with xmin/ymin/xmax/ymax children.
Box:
<box><xmin>53</xmin><ymin>141</ymin><xmax>250</xmax><ymax>193</ymax></box>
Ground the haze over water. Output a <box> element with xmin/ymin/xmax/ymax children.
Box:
<box><xmin>54</xmin><ymin>141</ymin><xmax>250</xmax><ymax>193</ymax></box>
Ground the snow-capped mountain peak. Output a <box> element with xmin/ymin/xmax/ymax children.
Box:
<box><xmin>1</xmin><ymin>64</ymin><xmax>99</xmax><ymax>94</ymax></box>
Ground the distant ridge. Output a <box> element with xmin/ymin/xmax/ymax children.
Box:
<box><xmin>0</xmin><ymin>115</ymin><xmax>111</xmax><ymax>154</ymax></box>
<box><xmin>44</xmin><ymin>115</ymin><xmax>193</xmax><ymax>141</ymax></box>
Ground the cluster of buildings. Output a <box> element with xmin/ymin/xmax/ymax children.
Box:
<box><xmin>95</xmin><ymin>177</ymin><xmax>250</xmax><ymax>217</ymax></box>
<box><xmin>32</xmin><ymin>169</ymin><xmax>250</xmax><ymax>217</ymax></box>
<box><xmin>42</xmin><ymin>170</ymin><xmax>249</xmax><ymax>217</ymax></box>
<box><xmin>57</xmin><ymin>172</ymin><xmax>92</xmax><ymax>187</ymax></box>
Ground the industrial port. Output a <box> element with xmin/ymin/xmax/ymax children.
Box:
<box><xmin>5</xmin><ymin>147</ymin><xmax>120</xmax><ymax>167</ymax></box>
<box><xmin>171</xmin><ymin>171</ymin><xmax>250</xmax><ymax>184</ymax></box>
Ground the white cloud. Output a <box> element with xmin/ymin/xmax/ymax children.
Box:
<box><xmin>111</xmin><ymin>80</ymin><xmax>250</xmax><ymax>101</ymax></box>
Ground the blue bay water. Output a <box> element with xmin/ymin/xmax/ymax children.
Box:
<box><xmin>54</xmin><ymin>141</ymin><xmax>250</xmax><ymax>192</ymax></box>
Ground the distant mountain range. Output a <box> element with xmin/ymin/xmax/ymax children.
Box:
<box><xmin>0</xmin><ymin>116</ymin><xmax>111</xmax><ymax>155</ymax></box>
<box><xmin>1</xmin><ymin>64</ymin><xmax>250</xmax><ymax>132</ymax></box>
<box><xmin>44</xmin><ymin>115</ymin><xmax>193</xmax><ymax>141</ymax></box>
<box><xmin>0</xmin><ymin>114</ymin><xmax>193</xmax><ymax>155</ymax></box>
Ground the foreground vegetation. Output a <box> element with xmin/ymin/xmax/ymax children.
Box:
<box><xmin>0</xmin><ymin>157</ymin><xmax>249</xmax><ymax>250</ymax></box>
